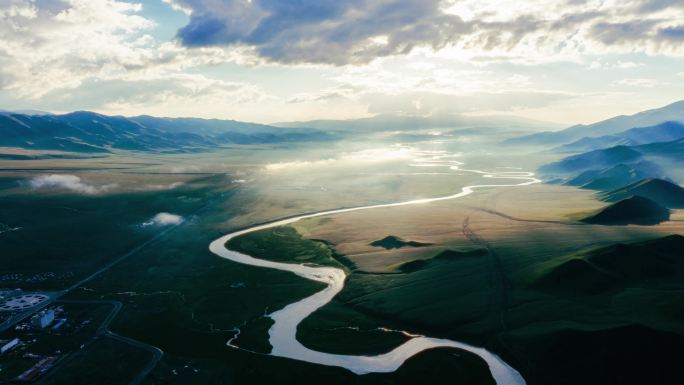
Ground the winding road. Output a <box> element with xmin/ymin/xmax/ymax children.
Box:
<box><xmin>209</xmin><ymin>163</ymin><xmax>539</xmax><ymax>384</ymax></box>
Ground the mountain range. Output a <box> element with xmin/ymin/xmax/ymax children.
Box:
<box><xmin>275</xmin><ymin>113</ymin><xmax>558</xmax><ymax>133</ymax></box>
<box><xmin>554</xmin><ymin>121</ymin><xmax>684</xmax><ymax>153</ymax></box>
<box><xmin>563</xmin><ymin>161</ymin><xmax>667</xmax><ymax>191</ymax></box>
<box><xmin>540</xmin><ymin>138</ymin><xmax>684</xmax><ymax>189</ymax></box>
<box><xmin>600</xmin><ymin>179</ymin><xmax>684</xmax><ymax>208</ymax></box>
<box><xmin>507</xmin><ymin>100</ymin><xmax>684</xmax><ymax>146</ymax></box>
<box><xmin>0</xmin><ymin>111</ymin><xmax>331</xmax><ymax>153</ymax></box>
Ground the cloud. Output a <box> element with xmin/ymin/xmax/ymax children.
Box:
<box><xmin>0</xmin><ymin>0</ymin><xmax>155</xmax><ymax>98</ymax></box>
<box><xmin>614</xmin><ymin>78</ymin><xmax>661</xmax><ymax>87</ymax></box>
<box><xmin>136</xmin><ymin>182</ymin><xmax>184</xmax><ymax>191</ymax></box>
<box><xmin>286</xmin><ymin>87</ymin><xmax>359</xmax><ymax>104</ymax></box>
<box><xmin>363</xmin><ymin>90</ymin><xmax>576</xmax><ymax>115</ymax></box>
<box><xmin>174</xmin><ymin>0</ymin><xmax>473</xmax><ymax>65</ymax></box>
<box><xmin>615</xmin><ymin>60</ymin><xmax>644</xmax><ymax>69</ymax></box>
<box><xmin>636</xmin><ymin>0</ymin><xmax>684</xmax><ymax>12</ymax></box>
<box><xmin>264</xmin><ymin>146</ymin><xmax>417</xmax><ymax>171</ymax></box>
<box><xmin>40</xmin><ymin>73</ymin><xmax>269</xmax><ymax>113</ymax></box>
<box><xmin>589</xmin><ymin>20</ymin><xmax>660</xmax><ymax>45</ymax></box>
<box><xmin>171</xmin><ymin>0</ymin><xmax>684</xmax><ymax>65</ymax></box>
<box><xmin>28</xmin><ymin>174</ymin><xmax>115</xmax><ymax>194</ymax></box>
<box><xmin>142</xmin><ymin>212</ymin><xmax>184</xmax><ymax>227</ymax></box>
<box><xmin>0</xmin><ymin>1</ymin><xmax>256</xmax><ymax>102</ymax></box>
<box><xmin>659</xmin><ymin>25</ymin><xmax>684</xmax><ymax>42</ymax></box>
<box><xmin>1</xmin><ymin>0</ymin><xmax>683</xmax><ymax>124</ymax></box>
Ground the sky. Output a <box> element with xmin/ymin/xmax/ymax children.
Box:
<box><xmin>0</xmin><ymin>0</ymin><xmax>683</xmax><ymax>125</ymax></box>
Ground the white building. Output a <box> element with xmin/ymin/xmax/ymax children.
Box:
<box><xmin>31</xmin><ymin>309</ymin><xmax>55</xmax><ymax>329</ymax></box>
<box><xmin>0</xmin><ymin>338</ymin><xmax>19</xmax><ymax>354</ymax></box>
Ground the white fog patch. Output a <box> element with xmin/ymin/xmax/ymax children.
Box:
<box><xmin>142</xmin><ymin>213</ymin><xmax>184</xmax><ymax>227</ymax></box>
<box><xmin>137</xmin><ymin>182</ymin><xmax>184</xmax><ymax>191</ymax></box>
<box><xmin>264</xmin><ymin>146</ymin><xmax>418</xmax><ymax>172</ymax></box>
<box><xmin>29</xmin><ymin>174</ymin><xmax>116</xmax><ymax>194</ymax></box>
<box><xmin>264</xmin><ymin>159</ymin><xmax>336</xmax><ymax>171</ymax></box>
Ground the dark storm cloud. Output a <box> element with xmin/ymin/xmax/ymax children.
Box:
<box><xmin>174</xmin><ymin>0</ymin><xmax>472</xmax><ymax>65</ymax></box>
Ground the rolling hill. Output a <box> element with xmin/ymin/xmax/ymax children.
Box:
<box><xmin>0</xmin><ymin>111</ymin><xmax>331</xmax><ymax>153</ymax></box>
<box><xmin>533</xmin><ymin>235</ymin><xmax>684</xmax><ymax>295</ymax></box>
<box><xmin>580</xmin><ymin>196</ymin><xmax>670</xmax><ymax>225</ymax></box>
<box><xmin>397</xmin><ymin>249</ymin><xmax>488</xmax><ymax>273</ymax></box>
<box><xmin>369</xmin><ymin>236</ymin><xmax>433</xmax><ymax>249</ymax></box>
<box><xmin>600</xmin><ymin>179</ymin><xmax>684</xmax><ymax>208</ymax></box>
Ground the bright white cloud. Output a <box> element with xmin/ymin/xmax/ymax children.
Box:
<box><xmin>0</xmin><ymin>0</ymin><xmax>259</xmax><ymax>100</ymax></box>
<box><xmin>142</xmin><ymin>212</ymin><xmax>184</xmax><ymax>227</ymax></box>
<box><xmin>614</xmin><ymin>78</ymin><xmax>662</xmax><ymax>87</ymax></box>
<box><xmin>28</xmin><ymin>174</ymin><xmax>115</xmax><ymax>194</ymax></box>
<box><xmin>264</xmin><ymin>146</ymin><xmax>417</xmax><ymax>171</ymax></box>
<box><xmin>136</xmin><ymin>182</ymin><xmax>184</xmax><ymax>191</ymax></box>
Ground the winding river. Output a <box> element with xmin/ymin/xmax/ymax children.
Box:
<box><xmin>209</xmin><ymin>161</ymin><xmax>538</xmax><ymax>384</ymax></box>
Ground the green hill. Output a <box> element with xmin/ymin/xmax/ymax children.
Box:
<box><xmin>518</xmin><ymin>325</ymin><xmax>684</xmax><ymax>385</ymax></box>
<box><xmin>397</xmin><ymin>249</ymin><xmax>487</xmax><ymax>273</ymax></box>
<box><xmin>580</xmin><ymin>196</ymin><xmax>670</xmax><ymax>225</ymax></box>
<box><xmin>369</xmin><ymin>235</ymin><xmax>433</xmax><ymax>250</ymax></box>
<box><xmin>533</xmin><ymin>235</ymin><xmax>684</xmax><ymax>295</ymax></box>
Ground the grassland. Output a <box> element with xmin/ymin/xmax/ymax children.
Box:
<box><xmin>2</xmin><ymin>142</ymin><xmax>683</xmax><ymax>385</ymax></box>
<box><xmin>284</xmin><ymin>182</ymin><xmax>684</xmax><ymax>385</ymax></box>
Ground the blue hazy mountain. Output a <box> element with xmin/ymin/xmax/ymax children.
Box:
<box><xmin>637</xmin><ymin>137</ymin><xmax>684</xmax><ymax>159</ymax></box>
<box><xmin>564</xmin><ymin>161</ymin><xmax>667</xmax><ymax>191</ymax></box>
<box><xmin>0</xmin><ymin>111</ymin><xmax>331</xmax><ymax>153</ymax></box>
<box><xmin>507</xmin><ymin>100</ymin><xmax>684</xmax><ymax>146</ymax></box>
<box><xmin>540</xmin><ymin>137</ymin><xmax>684</xmax><ymax>189</ymax></box>
<box><xmin>539</xmin><ymin>146</ymin><xmax>643</xmax><ymax>175</ymax></box>
<box><xmin>275</xmin><ymin>113</ymin><xmax>558</xmax><ymax>133</ymax></box>
<box><xmin>600</xmin><ymin>179</ymin><xmax>684</xmax><ymax>208</ymax></box>
<box><xmin>555</xmin><ymin>121</ymin><xmax>684</xmax><ymax>153</ymax></box>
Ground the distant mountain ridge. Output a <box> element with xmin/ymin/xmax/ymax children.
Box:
<box><xmin>539</xmin><ymin>137</ymin><xmax>684</xmax><ymax>189</ymax></box>
<box><xmin>539</xmin><ymin>145</ymin><xmax>643</xmax><ymax>175</ymax></box>
<box><xmin>0</xmin><ymin>111</ymin><xmax>331</xmax><ymax>153</ymax></box>
<box><xmin>564</xmin><ymin>161</ymin><xmax>667</xmax><ymax>191</ymax></box>
<box><xmin>555</xmin><ymin>121</ymin><xmax>684</xmax><ymax>153</ymax></box>
<box><xmin>275</xmin><ymin>113</ymin><xmax>560</xmax><ymax>132</ymax></box>
<box><xmin>507</xmin><ymin>100</ymin><xmax>684</xmax><ymax>146</ymax></box>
